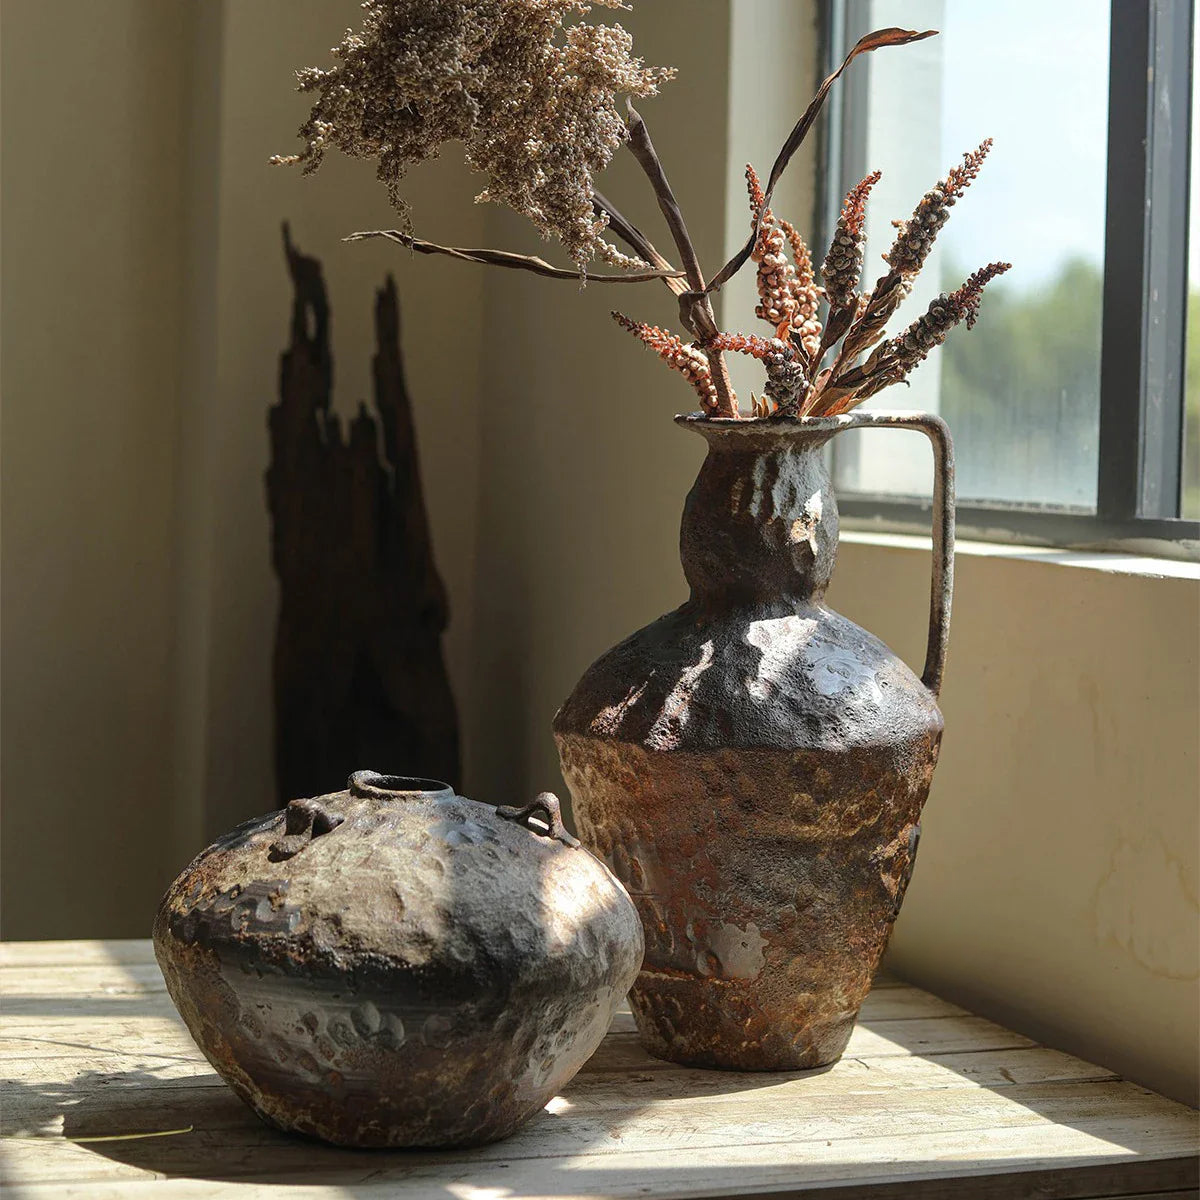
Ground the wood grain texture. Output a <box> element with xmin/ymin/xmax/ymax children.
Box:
<box><xmin>2</xmin><ymin>940</ymin><xmax>1196</xmax><ymax>1198</ymax></box>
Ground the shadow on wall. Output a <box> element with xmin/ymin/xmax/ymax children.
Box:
<box><xmin>267</xmin><ymin>226</ymin><xmax>460</xmax><ymax>801</ymax></box>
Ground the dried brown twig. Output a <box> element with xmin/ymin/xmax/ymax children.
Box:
<box><xmin>345</xmin><ymin>231</ymin><xmax>685</xmax><ymax>284</ymax></box>
<box><xmin>592</xmin><ymin>191</ymin><xmax>688</xmax><ymax>297</ymax></box>
<box><xmin>622</xmin><ymin>103</ymin><xmax>735</xmax><ymax>414</ymax></box>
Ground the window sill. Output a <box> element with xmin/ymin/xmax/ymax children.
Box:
<box><xmin>839</xmin><ymin>528</ymin><xmax>1200</xmax><ymax>580</ymax></box>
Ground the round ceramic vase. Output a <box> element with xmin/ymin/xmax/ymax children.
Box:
<box><xmin>154</xmin><ymin>772</ymin><xmax>644</xmax><ymax>1147</ymax></box>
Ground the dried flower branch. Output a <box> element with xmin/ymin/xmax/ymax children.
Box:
<box><xmin>612</xmin><ymin>313</ymin><xmax>718</xmax><ymax>410</ymax></box>
<box><xmin>779</xmin><ymin>219</ymin><xmax>823</xmax><ymax>364</ymax></box>
<box><xmin>881</xmin><ymin>260</ymin><xmax>1011</xmax><ymax>371</ymax></box>
<box><xmin>628</xmin><ymin>140</ymin><xmax>1004</xmax><ymax>420</ymax></box>
<box><xmin>280</xmin><ymin>9</ymin><xmax>1005</xmax><ymax>426</ymax></box>
<box><xmin>884</xmin><ymin>139</ymin><xmax>993</xmax><ymax>279</ymax></box>
<box><xmin>707</xmin><ymin>26</ymin><xmax>937</xmax><ymax>295</ymax></box>
<box><xmin>709</xmin><ymin>332</ymin><xmax>808</xmax><ymax>416</ymax></box>
<box><xmin>274</xmin><ymin>0</ymin><xmax>673</xmax><ymax>271</ymax></box>
<box><xmin>832</xmin><ymin>261</ymin><xmax>1012</xmax><ymax>409</ymax></box>
<box><xmin>745</xmin><ymin>166</ymin><xmax>822</xmax><ymax>365</ymax></box>
<box><xmin>748</xmin><ymin>167</ymin><xmax>799</xmax><ymax>334</ymax></box>
<box><xmin>822</xmin><ymin>170</ymin><xmax>881</xmax><ymax>312</ymax></box>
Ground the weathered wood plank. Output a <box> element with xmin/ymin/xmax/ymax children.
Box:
<box><xmin>0</xmin><ymin>1011</ymin><xmax>1035</xmax><ymax>1076</ymax></box>
<box><xmin>2</xmin><ymin>1107</ymin><xmax>1195</xmax><ymax>1194</ymax></box>
<box><xmin>1</xmin><ymin>964</ymin><xmax>168</xmax><ymax>999</ymax></box>
<box><xmin>0</xmin><ymin>942</ymin><xmax>158</xmax><ymax>969</ymax></box>
<box><xmin>0</xmin><ymin>1046</ymin><xmax>1118</xmax><ymax>1108</ymax></box>
<box><xmin>2</xmin><ymin>963</ymin><xmax>926</xmax><ymax>1020</ymax></box>
<box><xmin>2</xmin><ymin>940</ymin><xmax>1195</xmax><ymax>1199</ymax></box>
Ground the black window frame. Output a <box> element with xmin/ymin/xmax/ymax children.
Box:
<box><xmin>820</xmin><ymin>0</ymin><xmax>1200</xmax><ymax>552</ymax></box>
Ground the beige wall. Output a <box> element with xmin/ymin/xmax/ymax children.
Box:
<box><xmin>3</xmin><ymin>0</ymin><xmax>1196</xmax><ymax>1110</ymax></box>
<box><xmin>1</xmin><ymin>0</ymin><xmax>487</xmax><ymax>935</ymax></box>
<box><xmin>2</xmin><ymin>2</ymin><xmax>192</xmax><ymax>937</ymax></box>
<box><xmin>829</xmin><ymin>537</ymin><xmax>1200</xmax><ymax>1106</ymax></box>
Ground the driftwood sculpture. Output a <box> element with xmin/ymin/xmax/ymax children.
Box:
<box><xmin>267</xmin><ymin>224</ymin><xmax>459</xmax><ymax>804</ymax></box>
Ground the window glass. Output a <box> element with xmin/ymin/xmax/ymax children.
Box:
<box><xmin>832</xmin><ymin>0</ymin><xmax>1110</xmax><ymax>510</ymax></box>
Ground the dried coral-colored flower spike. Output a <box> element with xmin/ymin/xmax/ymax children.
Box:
<box><xmin>746</xmin><ymin>165</ymin><xmax>799</xmax><ymax>334</ymax></box>
<box><xmin>611</xmin><ymin>311</ymin><xmax>720</xmax><ymax>409</ymax></box>
<box><xmin>779</xmin><ymin>218</ymin><xmax>823</xmax><ymax>361</ymax></box>
<box><xmin>885</xmin><ymin>139</ymin><xmax>993</xmax><ymax>278</ymax></box>
<box><xmin>877</xmin><ymin>259</ymin><xmax>1011</xmax><ymax>379</ymax></box>
<box><xmin>944</xmin><ymin>138</ymin><xmax>994</xmax><ymax>202</ymax></box>
<box><xmin>710</xmin><ymin>331</ymin><xmax>808</xmax><ymax>415</ymax></box>
<box><xmin>947</xmin><ymin>259</ymin><xmax>1011</xmax><ymax>329</ymax></box>
<box><xmin>745</xmin><ymin>163</ymin><xmax>767</xmax><ymax>219</ymax></box>
<box><xmin>822</xmin><ymin>169</ymin><xmax>881</xmax><ymax>312</ymax></box>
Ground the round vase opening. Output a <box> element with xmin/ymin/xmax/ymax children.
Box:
<box><xmin>347</xmin><ymin>771</ymin><xmax>455</xmax><ymax>800</ymax></box>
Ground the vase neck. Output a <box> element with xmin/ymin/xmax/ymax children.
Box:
<box><xmin>678</xmin><ymin>421</ymin><xmax>839</xmax><ymax>606</ymax></box>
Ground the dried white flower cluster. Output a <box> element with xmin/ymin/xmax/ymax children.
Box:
<box><xmin>273</xmin><ymin>0</ymin><xmax>674</xmax><ymax>271</ymax></box>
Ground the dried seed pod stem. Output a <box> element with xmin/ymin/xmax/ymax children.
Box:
<box><xmin>779</xmin><ymin>219</ymin><xmax>823</xmax><ymax>365</ymax></box>
<box><xmin>710</xmin><ymin>332</ymin><xmax>808</xmax><ymax>416</ymax></box>
<box><xmin>747</xmin><ymin>165</ymin><xmax>800</xmax><ymax>336</ymax></box>
<box><xmin>884</xmin><ymin>139</ymin><xmax>993</xmax><ymax>278</ymax></box>
<box><xmin>707</xmin><ymin>26</ymin><xmax>937</xmax><ymax>295</ymax></box>
<box><xmin>822</xmin><ymin>170</ymin><xmax>881</xmax><ymax>313</ymax></box>
<box><xmin>612</xmin><ymin>312</ymin><xmax>720</xmax><ymax>410</ymax></box>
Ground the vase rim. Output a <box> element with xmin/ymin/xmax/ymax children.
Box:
<box><xmin>674</xmin><ymin>412</ymin><xmax>856</xmax><ymax>449</ymax></box>
<box><xmin>347</xmin><ymin>771</ymin><xmax>455</xmax><ymax>802</ymax></box>
<box><xmin>676</xmin><ymin>412</ymin><xmax>877</xmax><ymax>431</ymax></box>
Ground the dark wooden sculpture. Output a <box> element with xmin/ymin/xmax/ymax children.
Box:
<box><xmin>267</xmin><ymin>224</ymin><xmax>459</xmax><ymax>804</ymax></box>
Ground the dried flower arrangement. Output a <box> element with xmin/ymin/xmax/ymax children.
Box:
<box><xmin>275</xmin><ymin>2</ymin><xmax>1008</xmax><ymax>420</ymax></box>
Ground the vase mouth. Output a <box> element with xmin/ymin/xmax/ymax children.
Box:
<box><xmin>675</xmin><ymin>412</ymin><xmax>865</xmax><ymax>432</ymax></box>
<box><xmin>347</xmin><ymin>771</ymin><xmax>455</xmax><ymax>802</ymax></box>
<box><xmin>675</xmin><ymin>411</ymin><xmax>854</xmax><ymax>450</ymax></box>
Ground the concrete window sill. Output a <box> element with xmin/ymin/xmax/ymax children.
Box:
<box><xmin>839</xmin><ymin>529</ymin><xmax>1200</xmax><ymax>581</ymax></box>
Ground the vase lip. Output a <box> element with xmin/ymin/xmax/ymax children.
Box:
<box><xmin>675</xmin><ymin>411</ymin><xmax>859</xmax><ymax>448</ymax></box>
<box><xmin>675</xmin><ymin>411</ymin><xmax>869</xmax><ymax>432</ymax></box>
<box><xmin>347</xmin><ymin>770</ymin><xmax>455</xmax><ymax>802</ymax></box>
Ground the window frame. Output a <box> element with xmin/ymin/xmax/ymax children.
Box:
<box><xmin>820</xmin><ymin>0</ymin><xmax>1200</xmax><ymax>553</ymax></box>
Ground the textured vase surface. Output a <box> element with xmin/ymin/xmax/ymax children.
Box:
<box><xmin>554</xmin><ymin>413</ymin><xmax>954</xmax><ymax>1070</ymax></box>
<box><xmin>154</xmin><ymin>773</ymin><xmax>643</xmax><ymax>1146</ymax></box>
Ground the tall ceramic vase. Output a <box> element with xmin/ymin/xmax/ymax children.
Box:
<box><xmin>553</xmin><ymin>411</ymin><xmax>954</xmax><ymax>1070</ymax></box>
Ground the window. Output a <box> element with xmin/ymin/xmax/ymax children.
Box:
<box><xmin>824</xmin><ymin>0</ymin><xmax>1199</xmax><ymax>548</ymax></box>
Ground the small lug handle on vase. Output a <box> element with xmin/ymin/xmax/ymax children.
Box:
<box><xmin>827</xmin><ymin>411</ymin><xmax>955</xmax><ymax>697</ymax></box>
<box><xmin>496</xmin><ymin>792</ymin><xmax>581</xmax><ymax>848</ymax></box>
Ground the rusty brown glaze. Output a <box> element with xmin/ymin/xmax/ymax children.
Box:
<box><xmin>153</xmin><ymin>772</ymin><xmax>643</xmax><ymax>1147</ymax></box>
<box><xmin>554</xmin><ymin>413</ymin><xmax>954</xmax><ymax>1070</ymax></box>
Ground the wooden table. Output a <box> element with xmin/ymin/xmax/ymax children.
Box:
<box><xmin>1</xmin><ymin>940</ymin><xmax>1195</xmax><ymax>1198</ymax></box>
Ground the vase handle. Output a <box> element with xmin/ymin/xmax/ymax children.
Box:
<box><xmin>829</xmin><ymin>411</ymin><xmax>955</xmax><ymax>697</ymax></box>
<box><xmin>496</xmin><ymin>792</ymin><xmax>581</xmax><ymax>848</ymax></box>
